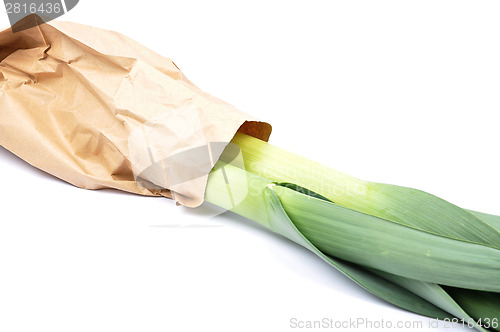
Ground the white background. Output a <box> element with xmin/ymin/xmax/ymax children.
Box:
<box><xmin>1</xmin><ymin>1</ymin><xmax>499</xmax><ymax>331</ymax></box>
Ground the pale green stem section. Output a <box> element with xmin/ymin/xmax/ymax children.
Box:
<box><xmin>205</xmin><ymin>161</ymin><xmax>271</xmax><ymax>227</ymax></box>
<box><xmin>228</xmin><ymin>133</ymin><xmax>368</xmax><ymax>208</ymax></box>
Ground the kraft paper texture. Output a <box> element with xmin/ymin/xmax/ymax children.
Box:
<box><xmin>0</xmin><ymin>15</ymin><xmax>272</xmax><ymax>207</ymax></box>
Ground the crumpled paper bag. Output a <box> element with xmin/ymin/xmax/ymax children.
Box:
<box><xmin>0</xmin><ymin>15</ymin><xmax>272</xmax><ymax>207</ymax></box>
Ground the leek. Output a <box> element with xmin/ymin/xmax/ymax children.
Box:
<box><xmin>205</xmin><ymin>133</ymin><xmax>500</xmax><ymax>331</ymax></box>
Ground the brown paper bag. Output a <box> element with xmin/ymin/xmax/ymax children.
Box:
<box><xmin>0</xmin><ymin>15</ymin><xmax>271</xmax><ymax>207</ymax></box>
